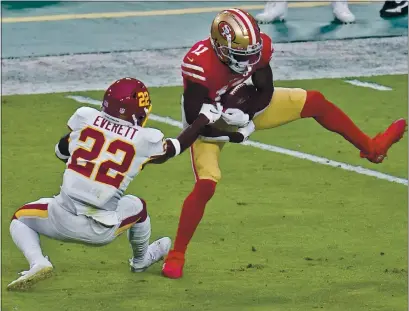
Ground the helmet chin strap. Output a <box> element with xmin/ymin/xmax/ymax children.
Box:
<box><xmin>132</xmin><ymin>107</ymin><xmax>151</xmax><ymax>127</ymax></box>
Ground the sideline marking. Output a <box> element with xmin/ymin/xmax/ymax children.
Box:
<box><xmin>344</xmin><ymin>79</ymin><xmax>393</xmax><ymax>91</ymax></box>
<box><xmin>2</xmin><ymin>1</ymin><xmax>367</xmax><ymax>23</ymax></box>
<box><xmin>66</xmin><ymin>95</ymin><xmax>408</xmax><ymax>186</ymax></box>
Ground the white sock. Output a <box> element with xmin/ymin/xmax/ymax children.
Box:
<box><xmin>10</xmin><ymin>219</ymin><xmax>45</xmax><ymax>268</ymax></box>
<box><xmin>127</xmin><ymin>216</ymin><xmax>151</xmax><ymax>265</ymax></box>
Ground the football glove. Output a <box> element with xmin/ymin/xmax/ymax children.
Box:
<box><xmin>199</xmin><ymin>102</ymin><xmax>223</xmax><ymax>124</ymax></box>
<box><xmin>237</xmin><ymin>120</ymin><xmax>255</xmax><ymax>143</ymax></box>
<box><xmin>222</xmin><ymin>108</ymin><xmax>250</xmax><ymax>127</ymax></box>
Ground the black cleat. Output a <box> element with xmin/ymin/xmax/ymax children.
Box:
<box><xmin>380</xmin><ymin>0</ymin><xmax>408</xmax><ymax>18</ymax></box>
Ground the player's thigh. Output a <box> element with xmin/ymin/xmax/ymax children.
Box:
<box><xmin>191</xmin><ymin>139</ymin><xmax>224</xmax><ymax>183</ymax></box>
<box><xmin>45</xmin><ymin>200</ymin><xmax>116</xmax><ymax>245</ymax></box>
<box><xmin>253</xmin><ymin>87</ymin><xmax>307</xmax><ymax>130</ymax></box>
<box><xmin>12</xmin><ymin>198</ymin><xmax>66</xmax><ymax>240</ymax></box>
<box><xmin>113</xmin><ymin>195</ymin><xmax>148</xmax><ymax>237</ymax></box>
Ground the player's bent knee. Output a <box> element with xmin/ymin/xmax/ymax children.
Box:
<box><xmin>301</xmin><ymin>90</ymin><xmax>328</xmax><ymax>118</ymax></box>
<box><xmin>119</xmin><ymin>195</ymin><xmax>148</xmax><ymax>224</ymax></box>
<box><xmin>194</xmin><ymin>179</ymin><xmax>217</xmax><ymax>201</ymax></box>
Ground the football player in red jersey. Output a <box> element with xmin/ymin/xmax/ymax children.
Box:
<box><xmin>162</xmin><ymin>8</ymin><xmax>407</xmax><ymax>279</ymax></box>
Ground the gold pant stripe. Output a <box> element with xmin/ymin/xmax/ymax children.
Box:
<box><xmin>15</xmin><ymin>209</ymin><xmax>48</xmax><ymax>219</ymax></box>
<box><xmin>115</xmin><ymin>222</ymin><xmax>136</xmax><ymax>236</ymax></box>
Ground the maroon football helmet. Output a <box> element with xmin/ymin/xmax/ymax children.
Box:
<box><xmin>102</xmin><ymin>77</ymin><xmax>152</xmax><ymax>127</ymax></box>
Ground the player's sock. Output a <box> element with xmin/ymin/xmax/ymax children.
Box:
<box><xmin>301</xmin><ymin>90</ymin><xmax>373</xmax><ymax>154</ymax></box>
<box><xmin>128</xmin><ymin>215</ymin><xmax>151</xmax><ymax>265</ymax></box>
<box><xmin>10</xmin><ymin>219</ymin><xmax>46</xmax><ymax>268</ymax></box>
<box><xmin>173</xmin><ymin>179</ymin><xmax>217</xmax><ymax>254</ymax></box>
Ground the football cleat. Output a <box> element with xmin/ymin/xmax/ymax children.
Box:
<box><xmin>380</xmin><ymin>0</ymin><xmax>408</xmax><ymax>18</ymax></box>
<box><xmin>161</xmin><ymin>250</ymin><xmax>185</xmax><ymax>279</ymax></box>
<box><xmin>255</xmin><ymin>1</ymin><xmax>288</xmax><ymax>23</ymax></box>
<box><xmin>129</xmin><ymin>237</ymin><xmax>171</xmax><ymax>272</ymax></box>
<box><xmin>7</xmin><ymin>256</ymin><xmax>53</xmax><ymax>291</ymax></box>
<box><xmin>332</xmin><ymin>0</ymin><xmax>356</xmax><ymax>23</ymax></box>
<box><xmin>360</xmin><ymin>118</ymin><xmax>407</xmax><ymax>164</ymax></box>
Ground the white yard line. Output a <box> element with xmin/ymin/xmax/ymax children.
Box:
<box><xmin>344</xmin><ymin>79</ymin><xmax>393</xmax><ymax>91</ymax></box>
<box><xmin>66</xmin><ymin>95</ymin><xmax>408</xmax><ymax>186</ymax></box>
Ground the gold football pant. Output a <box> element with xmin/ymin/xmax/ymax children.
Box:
<box><xmin>190</xmin><ymin>87</ymin><xmax>307</xmax><ymax>182</ymax></box>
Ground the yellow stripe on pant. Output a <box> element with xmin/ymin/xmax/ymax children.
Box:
<box><xmin>15</xmin><ymin>209</ymin><xmax>48</xmax><ymax>219</ymax></box>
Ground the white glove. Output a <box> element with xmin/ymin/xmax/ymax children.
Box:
<box><xmin>237</xmin><ymin>120</ymin><xmax>255</xmax><ymax>143</ymax></box>
<box><xmin>199</xmin><ymin>102</ymin><xmax>223</xmax><ymax>124</ymax></box>
<box><xmin>222</xmin><ymin>108</ymin><xmax>250</xmax><ymax>127</ymax></box>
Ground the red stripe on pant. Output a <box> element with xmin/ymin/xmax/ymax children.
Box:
<box><xmin>190</xmin><ymin>146</ymin><xmax>199</xmax><ymax>181</ymax></box>
<box><xmin>118</xmin><ymin>199</ymin><xmax>148</xmax><ymax>228</ymax></box>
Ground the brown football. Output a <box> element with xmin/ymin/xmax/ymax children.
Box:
<box><xmin>220</xmin><ymin>84</ymin><xmax>257</xmax><ymax>113</ymax></box>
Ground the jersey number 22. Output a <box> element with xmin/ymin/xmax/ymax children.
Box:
<box><xmin>68</xmin><ymin>127</ymin><xmax>136</xmax><ymax>188</ymax></box>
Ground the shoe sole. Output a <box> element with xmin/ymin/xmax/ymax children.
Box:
<box><xmin>7</xmin><ymin>266</ymin><xmax>53</xmax><ymax>291</ymax></box>
<box><xmin>161</xmin><ymin>268</ymin><xmax>183</xmax><ymax>279</ymax></box>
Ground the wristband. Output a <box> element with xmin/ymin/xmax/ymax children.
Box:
<box><xmin>168</xmin><ymin>138</ymin><xmax>181</xmax><ymax>156</ymax></box>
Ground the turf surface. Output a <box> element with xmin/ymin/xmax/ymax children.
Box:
<box><xmin>2</xmin><ymin>75</ymin><xmax>407</xmax><ymax>311</ymax></box>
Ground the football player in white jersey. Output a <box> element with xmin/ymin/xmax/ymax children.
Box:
<box><xmin>7</xmin><ymin>77</ymin><xmax>222</xmax><ymax>290</ymax></box>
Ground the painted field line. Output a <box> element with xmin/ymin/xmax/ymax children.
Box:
<box><xmin>344</xmin><ymin>79</ymin><xmax>393</xmax><ymax>91</ymax></box>
<box><xmin>2</xmin><ymin>1</ymin><xmax>367</xmax><ymax>23</ymax></box>
<box><xmin>66</xmin><ymin>95</ymin><xmax>408</xmax><ymax>186</ymax></box>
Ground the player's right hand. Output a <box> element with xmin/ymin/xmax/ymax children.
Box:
<box><xmin>199</xmin><ymin>102</ymin><xmax>223</xmax><ymax>124</ymax></box>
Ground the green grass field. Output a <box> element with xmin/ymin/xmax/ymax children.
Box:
<box><xmin>2</xmin><ymin>75</ymin><xmax>408</xmax><ymax>311</ymax></box>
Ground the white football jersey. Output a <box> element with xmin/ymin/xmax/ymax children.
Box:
<box><xmin>61</xmin><ymin>106</ymin><xmax>166</xmax><ymax>212</ymax></box>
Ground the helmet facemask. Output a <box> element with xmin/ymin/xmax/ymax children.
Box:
<box><xmin>219</xmin><ymin>42</ymin><xmax>262</xmax><ymax>74</ymax></box>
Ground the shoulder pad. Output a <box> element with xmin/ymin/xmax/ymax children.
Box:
<box><xmin>68</xmin><ymin>106</ymin><xmax>99</xmax><ymax>131</ymax></box>
<box><xmin>260</xmin><ymin>33</ymin><xmax>274</xmax><ymax>64</ymax></box>
<box><xmin>140</xmin><ymin>127</ymin><xmax>164</xmax><ymax>143</ymax></box>
<box><xmin>74</xmin><ymin>106</ymin><xmax>98</xmax><ymax>118</ymax></box>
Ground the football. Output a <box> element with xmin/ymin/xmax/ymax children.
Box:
<box><xmin>220</xmin><ymin>83</ymin><xmax>257</xmax><ymax>114</ymax></box>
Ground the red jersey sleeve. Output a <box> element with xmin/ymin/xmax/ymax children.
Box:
<box><xmin>259</xmin><ymin>32</ymin><xmax>274</xmax><ymax>66</ymax></box>
<box><xmin>181</xmin><ymin>41</ymin><xmax>212</xmax><ymax>88</ymax></box>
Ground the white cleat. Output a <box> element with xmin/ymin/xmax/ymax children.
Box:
<box><xmin>332</xmin><ymin>0</ymin><xmax>356</xmax><ymax>23</ymax></box>
<box><xmin>256</xmin><ymin>1</ymin><xmax>288</xmax><ymax>23</ymax></box>
<box><xmin>129</xmin><ymin>237</ymin><xmax>171</xmax><ymax>272</ymax></box>
<box><xmin>7</xmin><ymin>257</ymin><xmax>53</xmax><ymax>291</ymax></box>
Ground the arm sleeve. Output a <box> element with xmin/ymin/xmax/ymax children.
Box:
<box><xmin>55</xmin><ymin>133</ymin><xmax>71</xmax><ymax>163</ymax></box>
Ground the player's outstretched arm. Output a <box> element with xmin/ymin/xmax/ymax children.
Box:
<box><xmin>55</xmin><ymin>133</ymin><xmax>71</xmax><ymax>163</ymax></box>
<box><xmin>147</xmin><ymin>104</ymin><xmax>222</xmax><ymax>165</ymax></box>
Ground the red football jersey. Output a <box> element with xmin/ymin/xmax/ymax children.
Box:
<box><xmin>181</xmin><ymin>32</ymin><xmax>274</xmax><ymax>102</ymax></box>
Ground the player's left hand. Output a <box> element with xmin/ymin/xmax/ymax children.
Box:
<box><xmin>237</xmin><ymin>120</ymin><xmax>255</xmax><ymax>143</ymax></box>
<box><xmin>222</xmin><ymin>108</ymin><xmax>250</xmax><ymax>127</ymax></box>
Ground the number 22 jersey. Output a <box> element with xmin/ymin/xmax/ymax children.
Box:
<box><xmin>61</xmin><ymin>106</ymin><xmax>166</xmax><ymax>213</ymax></box>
